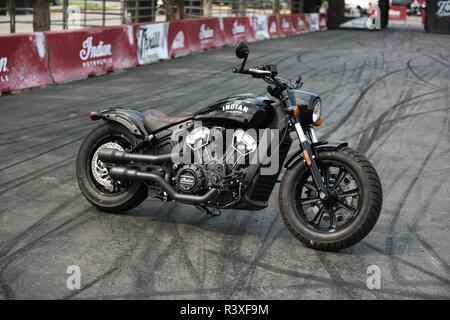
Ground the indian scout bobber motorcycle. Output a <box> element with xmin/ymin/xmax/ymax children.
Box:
<box><xmin>76</xmin><ymin>41</ymin><xmax>382</xmax><ymax>251</ymax></box>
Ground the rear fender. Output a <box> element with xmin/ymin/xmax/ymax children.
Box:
<box><xmin>284</xmin><ymin>140</ymin><xmax>348</xmax><ymax>169</ymax></box>
<box><xmin>90</xmin><ymin>108</ymin><xmax>148</xmax><ymax>137</ymax></box>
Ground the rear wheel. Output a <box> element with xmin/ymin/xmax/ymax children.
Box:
<box><xmin>279</xmin><ymin>147</ymin><xmax>382</xmax><ymax>251</ymax></box>
<box><xmin>76</xmin><ymin>122</ymin><xmax>147</xmax><ymax>213</ymax></box>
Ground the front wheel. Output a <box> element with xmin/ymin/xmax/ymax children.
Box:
<box><xmin>279</xmin><ymin>147</ymin><xmax>382</xmax><ymax>251</ymax></box>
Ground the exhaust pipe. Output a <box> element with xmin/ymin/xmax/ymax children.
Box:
<box><xmin>98</xmin><ymin>148</ymin><xmax>173</xmax><ymax>164</ymax></box>
<box><xmin>109</xmin><ymin>167</ymin><xmax>218</xmax><ymax>204</ymax></box>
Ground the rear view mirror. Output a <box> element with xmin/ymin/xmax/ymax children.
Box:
<box><xmin>235</xmin><ymin>41</ymin><xmax>249</xmax><ymax>59</ymax></box>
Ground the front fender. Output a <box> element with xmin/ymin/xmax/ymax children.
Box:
<box><xmin>93</xmin><ymin>108</ymin><xmax>148</xmax><ymax>137</ymax></box>
<box><xmin>284</xmin><ymin>140</ymin><xmax>348</xmax><ymax>169</ymax></box>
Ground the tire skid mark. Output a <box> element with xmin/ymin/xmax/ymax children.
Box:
<box><xmin>227</xmin><ymin>213</ymin><xmax>282</xmax><ymax>298</ymax></box>
<box><xmin>0</xmin><ymin>120</ymin><xmax>90</xmax><ymax>150</ymax></box>
<box><xmin>416</xmin><ymin>48</ymin><xmax>450</xmax><ymax>68</ymax></box>
<box><xmin>0</xmin><ymin>194</ymin><xmax>81</xmax><ymax>258</ymax></box>
<box><xmin>384</xmin><ymin>107</ymin><xmax>448</xmax><ymax>283</ymax></box>
<box><xmin>356</xmin><ymin>86</ymin><xmax>412</xmax><ymax>153</ymax></box>
<box><xmin>323</xmin><ymin>68</ymin><xmax>408</xmax><ymax>140</ymax></box>
<box><xmin>315</xmin><ymin>252</ymin><xmax>361</xmax><ymax>299</ymax></box>
<box><xmin>0</xmin><ymin>207</ymin><xmax>95</xmax><ymax>269</ymax></box>
<box><xmin>207</xmin><ymin>248</ymin><xmax>385</xmax><ymax>298</ymax></box>
<box><xmin>345</xmin><ymin>102</ymin><xmax>449</xmax><ymax>143</ymax></box>
<box><xmin>0</xmin><ymin>157</ymin><xmax>75</xmax><ymax>196</ymax></box>
<box><xmin>133</xmin><ymin>204</ymin><xmax>211</xmax><ymax>298</ymax></box>
<box><xmin>362</xmin><ymin>242</ymin><xmax>450</xmax><ymax>285</ymax></box>
<box><xmin>357</xmin><ymin>89</ymin><xmax>447</xmax><ymax>154</ymax></box>
<box><xmin>407</xmin><ymin>59</ymin><xmax>444</xmax><ymax>90</ymax></box>
<box><xmin>83</xmin><ymin>281</ymin><xmax>450</xmax><ymax>299</ymax></box>
<box><xmin>0</xmin><ymin>137</ymin><xmax>83</xmax><ymax>172</ymax></box>
<box><xmin>59</xmin><ymin>266</ymin><xmax>119</xmax><ymax>300</ymax></box>
<box><xmin>212</xmin><ymin>212</ymin><xmax>254</xmax><ymax>298</ymax></box>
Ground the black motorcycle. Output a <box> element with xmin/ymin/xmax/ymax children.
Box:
<box><xmin>76</xmin><ymin>41</ymin><xmax>382</xmax><ymax>251</ymax></box>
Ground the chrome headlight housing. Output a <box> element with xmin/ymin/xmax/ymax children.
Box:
<box><xmin>292</xmin><ymin>90</ymin><xmax>322</xmax><ymax>126</ymax></box>
<box><xmin>312</xmin><ymin>99</ymin><xmax>321</xmax><ymax>123</ymax></box>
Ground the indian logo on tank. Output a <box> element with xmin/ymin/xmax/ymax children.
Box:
<box><xmin>298</xmin><ymin>17</ymin><xmax>305</xmax><ymax>29</ymax></box>
<box><xmin>222</xmin><ymin>104</ymin><xmax>249</xmax><ymax>113</ymax></box>
<box><xmin>436</xmin><ymin>1</ymin><xmax>450</xmax><ymax>17</ymax></box>
<box><xmin>232</xmin><ymin>21</ymin><xmax>245</xmax><ymax>35</ymax></box>
<box><xmin>79</xmin><ymin>36</ymin><xmax>112</xmax><ymax>68</ymax></box>
<box><xmin>172</xmin><ymin>31</ymin><xmax>185</xmax><ymax>49</ymax></box>
<box><xmin>199</xmin><ymin>24</ymin><xmax>214</xmax><ymax>41</ymax></box>
<box><xmin>0</xmin><ymin>56</ymin><xmax>8</xmax><ymax>83</ymax></box>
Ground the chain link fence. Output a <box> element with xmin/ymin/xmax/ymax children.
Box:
<box><xmin>0</xmin><ymin>0</ymin><xmax>319</xmax><ymax>34</ymax></box>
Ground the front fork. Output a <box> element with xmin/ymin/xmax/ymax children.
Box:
<box><xmin>293</xmin><ymin>120</ymin><xmax>329</xmax><ymax>199</ymax></box>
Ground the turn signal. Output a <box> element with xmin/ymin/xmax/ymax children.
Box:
<box><xmin>293</xmin><ymin>105</ymin><xmax>301</xmax><ymax>118</ymax></box>
<box><xmin>314</xmin><ymin>116</ymin><xmax>324</xmax><ymax>127</ymax></box>
<box><xmin>89</xmin><ymin>111</ymin><xmax>102</xmax><ymax>121</ymax></box>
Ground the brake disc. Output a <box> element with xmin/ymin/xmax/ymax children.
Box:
<box><xmin>91</xmin><ymin>142</ymin><xmax>124</xmax><ymax>187</ymax></box>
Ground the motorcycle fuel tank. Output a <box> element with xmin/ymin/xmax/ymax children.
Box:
<box><xmin>193</xmin><ymin>94</ymin><xmax>275</xmax><ymax>129</ymax></box>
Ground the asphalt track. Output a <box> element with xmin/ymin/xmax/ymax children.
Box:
<box><xmin>0</xmin><ymin>24</ymin><xmax>449</xmax><ymax>300</ymax></box>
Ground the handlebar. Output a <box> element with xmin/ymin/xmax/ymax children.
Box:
<box><xmin>232</xmin><ymin>66</ymin><xmax>273</xmax><ymax>77</ymax></box>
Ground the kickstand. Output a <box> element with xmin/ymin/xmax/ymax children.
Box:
<box><xmin>195</xmin><ymin>205</ymin><xmax>221</xmax><ymax>217</ymax></box>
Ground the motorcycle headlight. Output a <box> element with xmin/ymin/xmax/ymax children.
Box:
<box><xmin>312</xmin><ymin>99</ymin><xmax>321</xmax><ymax>123</ymax></box>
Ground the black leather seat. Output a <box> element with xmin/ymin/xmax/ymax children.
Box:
<box><xmin>143</xmin><ymin>110</ymin><xmax>190</xmax><ymax>132</ymax></box>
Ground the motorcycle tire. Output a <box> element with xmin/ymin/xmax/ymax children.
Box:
<box><xmin>279</xmin><ymin>147</ymin><xmax>382</xmax><ymax>251</ymax></box>
<box><xmin>76</xmin><ymin>122</ymin><xmax>147</xmax><ymax>213</ymax></box>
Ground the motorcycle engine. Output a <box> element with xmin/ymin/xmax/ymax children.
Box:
<box><xmin>175</xmin><ymin>164</ymin><xmax>206</xmax><ymax>194</ymax></box>
<box><xmin>174</xmin><ymin>125</ymin><xmax>257</xmax><ymax>206</ymax></box>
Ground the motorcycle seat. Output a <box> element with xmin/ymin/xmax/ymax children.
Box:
<box><xmin>143</xmin><ymin>109</ymin><xmax>190</xmax><ymax>132</ymax></box>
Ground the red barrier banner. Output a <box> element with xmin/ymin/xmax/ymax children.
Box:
<box><xmin>292</xmin><ymin>13</ymin><xmax>309</xmax><ymax>33</ymax></box>
<box><xmin>46</xmin><ymin>26</ymin><xmax>136</xmax><ymax>83</ymax></box>
<box><xmin>389</xmin><ymin>5</ymin><xmax>407</xmax><ymax>21</ymax></box>
<box><xmin>320</xmin><ymin>13</ymin><xmax>328</xmax><ymax>30</ymax></box>
<box><xmin>168</xmin><ymin>19</ymin><xmax>198</xmax><ymax>58</ymax></box>
<box><xmin>279</xmin><ymin>15</ymin><xmax>296</xmax><ymax>36</ymax></box>
<box><xmin>222</xmin><ymin>16</ymin><xmax>255</xmax><ymax>45</ymax></box>
<box><xmin>192</xmin><ymin>18</ymin><xmax>225</xmax><ymax>50</ymax></box>
<box><xmin>0</xmin><ymin>33</ymin><xmax>52</xmax><ymax>93</ymax></box>
<box><xmin>268</xmin><ymin>15</ymin><xmax>281</xmax><ymax>38</ymax></box>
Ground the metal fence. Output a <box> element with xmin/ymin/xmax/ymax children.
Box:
<box><xmin>0</xmin><ymin>0</ymin><xmax>312</xmax><ymax>34</ymax></box>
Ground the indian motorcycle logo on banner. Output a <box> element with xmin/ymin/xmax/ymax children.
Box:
<box><xmin>79</xmin><ymin>36</ymin><xmax>112</xmax><ymax>68</ymax></box>
<box><xmin>269</xmin><ymin>21</ymin><xmax>278</xmax><ymax>33</ymax></box>
<box><xmin>281</xmin><ymin>18</ymin><xmax>291</xmax><ymax>30</ymax></box>
<box><xmin>172</xmin><ymin>31</ymin><xmax>185</xmax><ymax>49</ymax></box>
<box><xmin>0</xmin><ymin>56</ymin><xmax>8</xmax><ymax>82</ymax></box>
<box><xmin>137</xmin><ymin>23</ymin><xmax>169</xmax><ymax>64</ymax></box>
<box><xmin>436</xmin><ymin>1</ymin><xmax>450</xmax><ymax>17</ymax></box>
<box><xmin>232</xmin><ymin>20</ymin><xmax>245</xmax><ymax>35</ymax></box>
<box><xmin>199</xmin><ymin>24</ymin><xmax>214</xmax><ymax>41</ymax></box>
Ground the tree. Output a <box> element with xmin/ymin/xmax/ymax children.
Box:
<box><xmin>176</xmin><ymin>0</ymin><xmax>184</xmax><ymax>20</ymax></box>
<box><xmin>33</xmin><ymin>0</ymin><xmax>50</xmax><ymax>31</ymax></box>
<box><xmin>163</xmin><ymin>0</ymin><xmax>175</xmax><ymax>20</ymax></box>
<box><xmin>273</xmin><ymin>0</ymin><xmax>281</xmax><ymax>14</ymax></box>
<box><xmin>203</xmin><ymin>0</ymin><xmax>212</xmax><ymax>17</ymax></box>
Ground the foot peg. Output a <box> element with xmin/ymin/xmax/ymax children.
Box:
<box><xmin>195</xmin><ymin>205</ymin><xmax>221</xmax><ymax>217</ymax></box>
